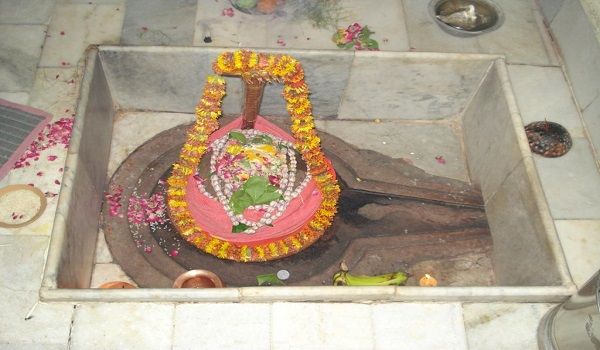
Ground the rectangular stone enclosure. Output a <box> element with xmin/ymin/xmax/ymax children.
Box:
<box><xmin>41</xmin><ymin>47</ymin><xmax>575</xmax><ymax>302</ymax></box>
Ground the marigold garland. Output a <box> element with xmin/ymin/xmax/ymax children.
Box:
<box><xmin>167</xmin><ymin>50</ymin><xmax>340</xmax><ymax>262</ymax></box>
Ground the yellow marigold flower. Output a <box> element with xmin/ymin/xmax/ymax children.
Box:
<box><xmin>226</xmin><ymin>144</ymin><xmax>242</xmax><ymax>155</ymax></box>
<box><xmin>268</xmin><ymin>242</ymin><xmax>279</xmax><ymax>257</ymax></box>
<box><xmin>257</xmin><ymin>144</ymin><xmax>276</xmax><ymax>154</ymax></box>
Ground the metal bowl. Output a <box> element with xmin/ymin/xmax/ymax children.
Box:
<box><xmin>172</xmin><ymin>269</ymin><xmax>224</xmax><ymax>288</ymax></box>
<box><xmin>429</xmin><ymin>0</ymin><xmax>504</xmax><ymax>37</ymax></box>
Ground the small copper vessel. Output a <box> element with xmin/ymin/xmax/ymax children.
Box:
<box><xmin>172</xmin><ymin>270</ymin><xmax>224</xmax><ymax>288</ymax></box>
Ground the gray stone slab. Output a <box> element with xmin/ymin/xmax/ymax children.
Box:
<box><xmin>0</xmin><ymin>0</ymin><xmax>56</xmax><ymax>24</ymax></box>
<box><xmin>339</xmin><ymin>53</ymin><xmax>492</xmax><ymax>120</ymax></box>
<box><xmin>121</xmin><ymin>0</ymin><xmax>197</xmax><ymax>46</ymax></box>
<box><xmin>534</xmin><ymin>137</ymin><xmax>600</xmax><ymax>219</ymax></box>
<box><xmin>508</xmin><ymin>65</ymin><xmax>585</xmax><ymax>138</ymax></box>
<box><xmin>539</xmin><ymin>0</ymin><xmax>564</xmax><ymax>22</ymax></box>
<box><xmin>551</xmin><ymin>0</ymin><xmax>600</xmax><ymax>109</ymax></box>
<box><xmin>464</xmin><ymin>303</ymin><xmax>554</xmax><ymax>350</ymax></box>
<box><xmin>486</xmin><ymin>158</ymin><xmax>563</xmax><ymax>286</ymax></box>
<box><xmin>71</xmin><ymin>303</ymin><xmax>174</xmax><ymax>349</ymax></box>
<box><xmin>462</xmin><ymin>64</ymin><xmax>524</xmax><ymax>202</ymax></box>
<box><xmin>99</xmin><ymin>48</ymin><xmax>352</xmax><ymax>118</ymax></box>
<box><xmin>259</xmin><ymin>50</ymin><xmax>354</xmax><ymax>118</ymax></box>
<box><xmin>316</xmin><ymin>119</ymin><xmax>470</xmax><ymax>181</ymax></box>
<box><xmin>0</xmin><ymin>291</ymin><xmax>73</xmax><ymax>348</ymax></box>
<box><xmin>0</xmin><ymin>25</ymin><xmax>46</xmax><ymax>91</ymax></box>
<box><xmin>583</xmin><ymin>95</ymin><xmax>600</xmax><ymax>163</ymax></box>
<box><xmin>0</xmin><ymin>236</ymin><xmax>49</xmax><ymax>291</ymax></box>
<box><xmin>403</xmin><ymin>0</ymin><xmax>555</xmax><ymax>65</ymax></box>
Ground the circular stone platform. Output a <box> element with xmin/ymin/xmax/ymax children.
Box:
<box><xmin>102</xmin><ymin>116</ymin><xmax>494</xmax><ymax>288</ymax></box>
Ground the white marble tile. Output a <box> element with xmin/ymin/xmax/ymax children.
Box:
<box><xmin>339</xmin><ymin>54</ymin><xmax>492</xmax><ymax>120</ymax></box>
<box><xmin>534</xmin><ymin>137</ymin><xmax>600</xmax><ymax>219</ymax></box>
<box><xmin>404</xmin><ymin>0</ymin><xmax>555</xmax><ymax>65</ymax></box>
<box><xmin>0</xmin><ymin>92</ymin><xmax>29</xmax><ymax>104</ymax></box>
<box><xmin>554</xmin><ymin>220</ymin><xmax>600</xmax><ymax>288</ymax></box>
<box><xmin>508</xmin><ymin>65</ymin><xmax>585</xmax><ymax>138</ymax></box>
<box><xmin>108</xmin><ymin>112</ymin><xmax>195</xmax><ymax>176</ymax></box>
<box><xmin>0</xmin><ymin>25</ymin><xmax>47</xmax><ymax>91</ymax></box>
<box><xmin>551</xmin><ymin>0</ymin><xmax>600</xmax><ymax>110</ymax></box>
<box><xmin>194</xmin><ymin>0</ymin><xmax>408</xmax><ymax>51</ymax></box>
<box><xmin>28</xmin><ymin>68</ymin><xmax>80</xmax><ymax>121</ymax></box>
<box><xmin>70</xmin><ymin>303</ymin><xmax>174</xmax><ymax>350</ymax></box>
<box><xmin>463</xmin><ymin>303</ymin><xmax>555</xmax><ymax>350</ymax></box>
<box><xmin>372</xmin><ymin>303</ymin><xmax>467</xmax><ymax>350</ymax></box>
<box><xmin>39</xmin><ymin>3</ymin><xmax>125</xmax><ymax>68</ymax></box>
<box><xmin>539</xmin><ymin>0</ymin><xmax>564</xmax><ymax>22</ymax></box>
<box><xmin>174</xmin><ymin>303</ymin><xmax>270</xmax><ymax>350</ymax></box>
<box><xmin>582</xmin><ymin>95</ymin><xmax>600</xmax><ymax>163</ymax></box>
<box><xmin>272</xmin><ymin>302</ymin><xmax>373</xmax><ymax>350</ymax></box>
<box><xmin>317</xmin><ymin>119</ymin><xmax>470</xmax><ymax>181</ymax></box>
<box><xmin>94</xmin><ymin>229</ymin><xmax>113</xmax><ymax>264</ymax></box>
<box><xmin>193</xmin><ymin>0</ymin><xmax>269</xmax><ymax>47</ymax></box>
<box><xmin>121</xmin><ymin>0</ymin><xmax>196</xmax><ymax>46</ymax></box>
<box><xmin>0</xmin><ymin>236</ymin><xmax>49</xmax><ymax>291</ymax></box>
<box><xmin>89</xmin><ymin>263</ymin><xmax>136</xmax><ymax>288</ymax></box>
<box><xmin>0</xmin><ymin>0</ymin><xmax>56</xmax><ymax>24</ymax></box>
<box><xmin>0</xmin><ymin>291</ymin><xmax>73</xmax><ymax>348</ymax></box>
<box><xmin>263</xmin><ymin>0</ymin><xmax>409</xmax><ymax>51</ymax></box>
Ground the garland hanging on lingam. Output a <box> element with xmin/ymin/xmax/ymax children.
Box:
<box><xmin>167</xmin><ymin>50</ymin><xmax>340</xmax><ymax>262</ymax></box>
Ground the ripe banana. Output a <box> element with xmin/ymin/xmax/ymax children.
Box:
<box><xmin>332</xmin><ymin>270</ymin><xmax>409</xmax><ymax>286</ymax></box>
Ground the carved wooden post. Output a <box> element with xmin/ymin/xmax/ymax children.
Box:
<box><xmin>241</xmin><ymin>79</ymin><xmax>266</xmax><ymax>129</ymax></box>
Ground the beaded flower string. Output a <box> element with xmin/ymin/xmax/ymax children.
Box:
<box><xmin>167</xmin><ymin>50</ymin><xmax>340</xmax><ymax>262</ymax></box>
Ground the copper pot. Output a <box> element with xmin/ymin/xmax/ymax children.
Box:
<box><xmin>172</xmin><ymin>270</ymin><xmax>224</xmax><ymax>288</ymax></box>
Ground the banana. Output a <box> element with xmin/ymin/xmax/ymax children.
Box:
<box><xmin>332</xmin><ymin>269</ymin><xmax>409</xmax><ymax>286</ymax></box>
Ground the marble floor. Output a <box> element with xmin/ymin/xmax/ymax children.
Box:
<box><xmin>1</xmin><ymin>0</ymin><xmax>600</xmax><ymax>349</ymax></box>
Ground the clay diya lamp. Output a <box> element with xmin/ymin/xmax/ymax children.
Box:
<box><xmin>172</xmin><ymin>269</ymin><xmax>225</xmax><ymax>288</ymax></box>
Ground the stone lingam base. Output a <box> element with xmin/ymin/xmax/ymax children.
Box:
<box><xmin>103</xmin><ymin>115</ymin><xmax>494</xmax><ymax>288</ymax></box>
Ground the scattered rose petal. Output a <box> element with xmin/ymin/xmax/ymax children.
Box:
<box><xmin>222</xmin><ymin>7</ymin><xmax>234</xmax><ymax>17</ymax></box>
<box><xmin>13</xmin><ymin>118</ymin><xmax>74</xmax><ymax>169</ymax></box>
<box><xmin>435</xmin><ymin>155</ymin><xmax>446</xmax><ymax>164</ymax></box>
<box><xmin>36</xmin><ymin>171</ymin><xmax>43</xmax><ymax>176</ymax></box>
<box><xmin>54</xmin><ymin>179</ymin><xmax>61</xmax><ymax>185</ymax></box>
<box><xmin>60</xmin><ymin>31</ymin><xmax>65</xmax><ymax>35</ymax></box>
<box><xmin>47</xmin><ymin>155</ymin><xmax>58</xmax><ymax>161</ymax></box>
<box><xmin>144</xmin><ymin>246</ymin><xmax>152</xmax><ymax>254</ymax></box>
<box><xmin>276</xmin><ymin>38</ymin><xmax>286</xmax><ymax>46</ymax></box>
<box><xmin>170</xmin><ymin>249</ymin><xmax>179</xmax><ymax>257</ymax></box>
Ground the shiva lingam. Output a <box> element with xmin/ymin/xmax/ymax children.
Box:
<box><xmin>167</xmin><ymin>50</ymin><xmax>340</xmax><ymax>262</ymax></box>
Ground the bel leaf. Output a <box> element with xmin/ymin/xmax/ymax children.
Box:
<box><xmin>232</xmin><ymin>223</ymin><xmax>249</xmax><ymax>233</ymax></box>
<box><xmin>229</xmin><ymin>131</ymin><xmax>247</xmax><ymax>144</ymax></box>
<box><xmin>243</xmin><ymin>176</ymin><xmax>270</xmax><ymax>201</ymax></box>
<box><xmin>230</xmin><ymin>190</ymin><xmax>253</xmax><ymax>214</ymax></box>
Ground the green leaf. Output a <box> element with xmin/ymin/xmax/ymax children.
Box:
<box><xmin>243</xmin><ymin>176</ymin><xmax>270</xmax><ymax>201</ymax></box>
<box><xmin>342</xmin><ymin>42</ymin><xmax>354</xmax><ymax>49</ymax></box>
<box><xmin>229</xmin><ymin>131</ymin><xmax>247</xmax><ymax>144</ymax></box>
<box><xmin>251</xmin><ymin>135</ymin><xmax>273</xmax><ymax>144</ymax></box>
<box><xmin>365</xmin><ymin>39</ymin><xmax>379</xmax><ymax>49</ymax></box>
<box><xmin>232</xmin><ymin>223</ymin><xmax>249</xmax><ymax>233</ymax></box>
<box><xmin>230</xmin><ymin>190</ymin><xmax>253</xmax><ymax>214</ymax></box>
<box><xmin>255</xmin><ymin>187</ymin><xmax>283</xmax><ymax>205</ymax></box>
<box><xmin>256</xmin><ymin>273</ymin><xmax>285</xmax><ymax>286</ymax></box>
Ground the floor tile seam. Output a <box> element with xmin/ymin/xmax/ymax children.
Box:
<box><xmin>482</xmin><ymin>155</ymin><xmax>528</xmax><ymax>207</ymax></box>
<box><xmin>335</xmin><ymin>50</ymin><xmax>357</xmax><ymax>119</ymax></box>
<box><xmin>545</xmin><ymin>12</ymin><xmax>600</xmax><ymax>172</ymax></box>
<box><xmin>531</xmin><ymin>0</ymin><xmax>561</xmax><ymax>66</ymax></box>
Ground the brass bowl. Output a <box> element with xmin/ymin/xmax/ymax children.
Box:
<box><xmin>429</xmin><ymin>0</ymin><xmax>504</xmax><ymax>37</ymax></box>
<box><xmin>172</xmin><ymin>270</ymin><xmax>225</xmax><ymax>288</ymax></box>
